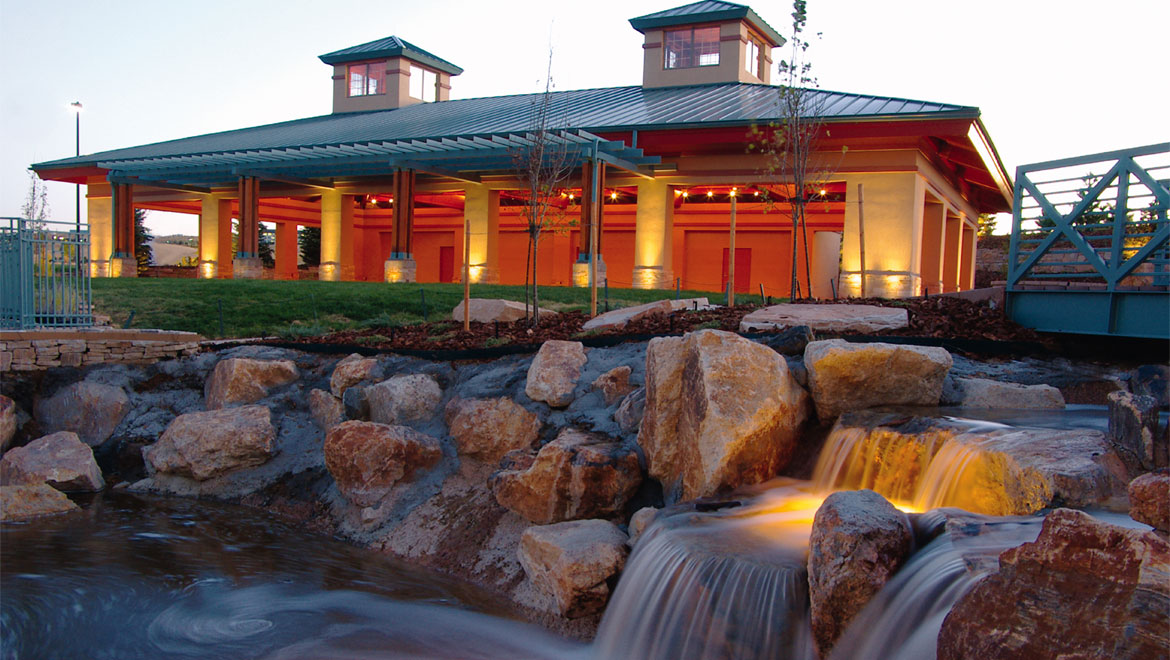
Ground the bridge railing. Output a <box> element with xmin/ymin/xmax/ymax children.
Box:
<box><xmin>0</xmin><ymin>217</ymin><xmax>93</xmax><ymax>329</ymax></box>
<box><xmin>1006</xmin><ymin>143</ymin><xmax>1169</xmax><ymax>338</ymax></box>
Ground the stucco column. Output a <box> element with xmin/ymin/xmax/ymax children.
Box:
<box><xmin>198</xmin><ymin>195</ymin><xmax>230</xmax><ymax>279</ymax></box>
<box><xmin>840</xmin><ymin>173</ymin><xmax>924</xmax><ymax>298</ymax></box>
<box><xmin>920</xmin><ymin>198</ymin><xmax>946</xmax><ymax>295</ymax></box>
<box><xmin>943</xmin><ymin>209</ymin><xmax>962</xmax><ymax>293</ymax></box>
<box><xmin>960</xmin><ymin>219</ymin><xmax>976</xmax><ymax>291</ymax></box>
<box><xmin>87</xmin><ymin>195</ymin><xmax>112</xmax><ymax>277</ymax></box>
<box><xmin>319</xmin><ymin>190</ymin><xmax>342</xmax><ymax>281</ymax></box>
<box><xmin>275</xmin><ymin>222</ymin><xmax>299</xmax><ymax>280</ymax></box>
<box><xmin>217</xmin><ymin>202</ymin><xmax>234</xmax><ymax>278</ymax></box>
<box><xmin>632</xmin><ymin>179</ymin><xmax>674</xmax><ymax>289</ymax></box>
<box><xmin>463</xmin><ymin>184</ymin><xmax>500</xmax><ymax>283</ymax></box>
<box><xmin>340</xmin><ymin>198</ymin><xmax>356</xmax><ymax>281</ymax></box>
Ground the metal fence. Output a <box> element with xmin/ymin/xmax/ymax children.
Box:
<box><xmin>0</xmin><ymin>217</ymin><xmax>93</xmax><ymax>329</ymax></box>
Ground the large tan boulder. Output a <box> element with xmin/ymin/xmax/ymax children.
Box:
<box><xmin>451</xmin><ymin>298</ymin><xmax>557</xmax><ymax>324</ymax></box>
<box><xmin>330</xmin><ymin>353</ymin><xmax>380</xmax><ymax>397</ymax></box>
<box><xmin>1129</xmin><ymin>470</ymin><xmax>1168</xmax><ymax>533</ymax></box>
<box><xmin>0</xmin><ymin>431</ymin><xmax>104</xmax><ymax>492</ymax></box>
<box><xmin>525</xmin><ymin>340</ymin><xmax>587</xmax><ymax>408</ymax></box>
<box><xmin>938</xmin><ymin>508</ymin><xmax>1170</xmax><ymax>660</ymax></box>
<box><xmin>740</xmin><ymin>303</ymin><xmax>908</xmax><ymax>334</ymax></box>
<box><xmin>35</xmin><ymin>381</ymin><xmax>130</xmax><ymax>447</ymax></box>
<box><xmin>444</xmin><ymin>397</ymin><xmax>541</xmax><ymax>462</ymax></box>
<box><xmin>581</xmin><ymin>299</ymin><xmax>674</xmax><ymax>332</ymax></box>
<box><xmin>638</xmin><ymin>329</ymin><xmax>810</xmax><ymax>502</ymax></box>
<box><xmin>807</xmin><ymin>490</ymin><xmax>914</xmax><ymax>658</ymax></box>
<box><xmin>1108</xmin><ymin>391</ymin><xmax>1167</xmax><ymax>477</ymax></box>
<box><xmin>804</xmin><ymin>339</ymin><xmax>952</xmax><ymax>420</ymax></box>
<box><xmin>1</xmin><ymin>395</ymin><xmax>16</xmax><ymax>452</ymax></box>
<box><xmin>518</xmin><ymin>519</ymin><xmax>629</xmax><ymax>618</ymax></box>
<box><xmin>308</xmin><ymin>389</ymin><xmax>345</xmax><ymax>431</ymax></box>
<box><xmin>204</xmin><ymin>358</ymin><xmax>299</xmax><ymax>409</ymax></box>
<box><xmin>324</xmin><ymin>420</ymin><xmax>441</xmax><ymax>506</ymax></box>
<box><xmin>948</xmin><ymin>377</ymin><xmax>1065</xmax><ymax>410</ymax></box>
<box><xmin>144</xmin><ymin>405</ymin><xmax>276</xmax><ymax>481</ymax></box>
<box><xmin>490</xmin><ymin>428</ymin><xmax>641</xmax><ymax>524</ymax></box>
<box><xmin>0</xmin><ymin>483</ymin><xmax>78</xmax><ymax>521</ymax></box>
<box><xmin>365</xmin><ymin>374</ymin><xmax>442</xmax><ymax>426</ymax></box>
<box><xmin>592</xmin><ymin>366</ymin><xmax>634</xmax><ymax>406</ymax></box>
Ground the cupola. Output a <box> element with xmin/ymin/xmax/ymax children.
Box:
<box><xmin>629</xmin><ymin>1</ymin><xmax>784</xmax><ymax>89</ymax></box>
<box><xmin>319</xmin><ymin>36</ymin><xmax>463</xmax><ymax>113</ymax></box>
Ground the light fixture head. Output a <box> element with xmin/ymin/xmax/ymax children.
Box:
<box><xmin>69</xmin><ymin>101</ymin><xmax>83</xmax><ymax>112</ymax></box>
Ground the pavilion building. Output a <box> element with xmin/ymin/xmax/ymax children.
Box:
<box><xmin>32</xmin><ymin>0</ymin><xmax>1011</xmax><ymax>299</ymax></box>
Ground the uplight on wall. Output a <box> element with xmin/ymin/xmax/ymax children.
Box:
<box><xmin>198</xmin><ymin>260</ymin><xmax>217</xmax><ymax>280</ymax></box>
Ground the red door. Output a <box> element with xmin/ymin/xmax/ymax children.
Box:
<box><xmin>438</xmin><ymin>246</ymin><xmax>454</xmax><ymax>283</ymax></box>
<box><xmin>721</xmin><ymin>248</ymin><xmax>751</xmax><ymax>293</ymax></box>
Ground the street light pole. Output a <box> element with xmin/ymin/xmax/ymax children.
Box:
<box><xmin>70</xmin><ymin>101</ymin><xmax>82</xmax><ymax>234</ymax></box>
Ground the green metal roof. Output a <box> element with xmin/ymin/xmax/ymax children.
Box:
<box><xmin>629</xmin><ymin>1</ymin><xmax>784</xmax><ymax>46</ymax></box>
<box><xmin>319</xmin><ymin>36</ymin><xmax>463</xmax><ymax>75</ymax></box>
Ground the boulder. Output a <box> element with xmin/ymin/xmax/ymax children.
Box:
<box><xmin>0</xmin><ymin>483</ymin><xmax>78</xmax><ymax>522</ymax></box>
<box><xmin>451</xmin><ymin>298</ymin><xmax>557</xmax><ymax>324</ymax></box>
<box><xmin>1129</xmin><ymin>470</ymin><xmax>1168</xmax><ymax>533</ymax></box>
<box><xmin>937</xmin><ymin>508</ymin><xmax>1170</xmax><ymax>660</ymax></box>
<box><xmin>490</xmin><ymin>428</ymin><xmax>641</xmax><ymax>524</ymax></box>
<box><xmin>614</xmin><ymin>387</ymin><xmax>646</xmax><ymax>434</ymax></box>
<box><xmin>628</xmin><ymin>506</ymin><xmax>659</xmax><ymax>547</ymax></box>
<box><xmin>1130</xmin><ymin>363</ymin><xmax>1169</xmax><ymax>408</ymax></box>
<box><xmin>444</xmin><ymin>397</ymin><xmax>541</xmax><ymax>462</ymax></box>
<box><xmin>592</xmin><ymin>365</ymin><xmax>634</xmax><ymax>406</ymax></box>
<box><xmin>525</xmin><ymin>340</ymin><xmax>587</xmax><ymax>408</ymax></box>
<box><xmin>34</xmin><ymin>381</ymin><xmax>130</xmax><ymax>447</ymax></box>
<box><xmin>946</xmin><ymin>377</ymin><xmax>1065</xmax><ymax>409</ymax></box>
<box><xmin>144</xmin><ymin>405</ymin><xmax>276</xmax><ymax>481</ymax></box>
<box><xmin>308</xmin><ymin>389</ymin><xmax>345</xmax><ymax>431</ymax></box>
<box><xmin>329</xmin><ymin>353</ymin><xmax>379</xmax><ymax>398</ymax></box>
<box><xmin>324</xmin><ymin>420</ymin><xmax>441</xmax><ymax>506</ymax></box>
<box><xmin>365</xmin><ymin>374</ymin><xmax>442</xmax><ymax>425</ymax></box>
<box><xmin>518</xmin><ymin>519</ymin><xmax>629</xmax><ymax>618</ymax></box>
<box><xmin>755</xmin><ymin>325</ymin><xmax>814</xmax><ymax>356</ymax></box>
<box><xmin>1108</xmin><ymin>391</ymin><xmax>1167</xmax><ymax>477</ymax></box>
<box><xmin>807</xmin><ymin>490</ymin><xmax>914</xmax><ymax>659</ymax></box>
<box><xmin>204</xmin><ymin>358</ymin><xmax>299</xmax><ymax>409</ymax></box>
<box><xmin>638</xmin><ymin>329</ymin><xmax>810</xmax><ymax>502</ymax></box>
<box><xmin>740</xmin><ymin>303</ymin><xmax>908</xmax><ymax>334</ymax></box>
<box><xmin>581</xmin><ymin>299</ymin><xmax>674</xmax><ymax>332</ymax></box>
<box><xmin>1</xmin><ymin>394</ymin><xmax>16</xmax><ymax>452</ymax></box>
<box><xmin>669</xmin><ymin>297</ymin><xmax>711</xmax><ymax>311</ymax></box>
<box><xmin>0</xmin><ymin>431</ymin><xmax>104</xmax><ymax>492</ymax></box>
<box><xmin>804</xmin><ymin>339</ymin><xmax>952</xmax><ymax>421</ymax></box>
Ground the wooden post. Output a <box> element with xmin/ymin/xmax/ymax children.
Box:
<box><xmin>590</xmin><ymin>159</ymin><xmax>600</xmax><ymax>317</ymax></box>
<box><xmin>857</xmin><ymin>183</ymin><xmax>867</xmax><ymax>298</ymax></box>
<box><xmin>462</xmin><ymin>212</ymin><xmax>471</xmax><ymax>332</ymax></box>
<box><xmin>728</xmin><ymin>192</ymin><xmax>737</xmax><ymax>306</ymax></box>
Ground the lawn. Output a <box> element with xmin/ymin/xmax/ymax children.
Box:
<box><xmin>91</xmin><ymin>279</ymin><xmax>726</xmax><ymax>338</ymax></box>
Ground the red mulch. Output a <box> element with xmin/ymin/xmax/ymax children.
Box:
<box><xmin>280</xmin><ymin>295</ymin><xmax>1047</xmax><ymax>354</ymax></box>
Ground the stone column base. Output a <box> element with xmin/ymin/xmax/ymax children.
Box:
<box><xmin>318</xmin><ymin>261</ymin><xmax>340</xmax><ymax>282</ymax></box>
<box><xmin>197</xmin><ymin>260</ymin><xmax>218</xmax><ymax>279</ymax></box>
<box><xmin>572</xmin><ymin>258</ymin><xmax>607</xmax><ymax>288</ymax></box>
<box><xmin>232</xmin><ymin>257</ymin><xmax>263</xmax><ymax>279</ymax></box>
<box><xmin>90</xmin><ymin>259</ymin><xmax>111</xmax><ymax>278</ymax></box>
<box><xmin>468</xmin><ymin>263</ymin><xmax>499</xmax><ymax>284</ymax></box>
<box><xmin>631</xmin><ymin>265</ymin><xmax>674</xmax><ymax>290</ymax></box>
<box><xmin>384</xmin><ymin>258</ymin><xmax>417</xmax><ymax>283</ymax></box>
<box><xmin>838</xmin><ymin>271</ymin><xmax>921</xmax><ymax>299</ymax></box>
<box><xmin>110</xmin><ymin>256</ymin><xmax>138</xmax><ymax>278</ymax></box>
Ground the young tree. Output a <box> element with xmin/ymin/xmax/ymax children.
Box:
<box><xmin>259</xmin><ymin>223</ymin><xmax>275</xmax><ymax>268</ymax></box>
<box><xmin>977</xmin><ymin>213</ymin><xmax>998</xmax><ymax>238</ymax></box>
<box><xmin>20</xmin><ymin>171</ymin><xmax>51</xmax><ymax>222</ymax></box>
<box><xmin>299</xmin><ymin>226</ymin><xmax>321</xmax><ymax>267</ymax></box>
<box><xmin>511</xmin><ymin>51</ymin><xmax>575</xmax><ymax>324</ymax></box>
<box><xmin>751</xmin><ymin>0</ymin><xmax>842</xmax><ymax>299</ymax></box>
<box><xmin>134</xmin><ymin>208</ymin><xmax>153</xmax><ymax>275</ymax></box>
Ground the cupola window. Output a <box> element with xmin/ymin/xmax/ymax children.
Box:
<box><xmin>664</xmin><ymin>26</ymin><xmax>720</xmax><ymax>69</ymax></box>
<box><xmin>347</xmin><ymin>61</ymin><xmax>386</xmax><ymax>97</ymax></box>
<box><xmin>409</xmin><ymin>65</ymin><xmax>437</xmax><ymax>102</ymax></box>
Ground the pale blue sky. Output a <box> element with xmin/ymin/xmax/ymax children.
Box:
<box><xmin>1</xmin><ymin>0</ymin><xmax>1166</xmax><ymax>234</ymax></box>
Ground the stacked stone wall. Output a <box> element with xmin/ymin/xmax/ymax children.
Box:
<box><xmin>0</xmin><ymin>329</ymin><xmax>202</xmax><ymax>372</ymax></box>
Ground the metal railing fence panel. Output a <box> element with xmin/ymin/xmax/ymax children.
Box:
<box><xmin>0</xmin><ymin>217</ymin><xmax>93</xmax><ymax>329</ymax></box>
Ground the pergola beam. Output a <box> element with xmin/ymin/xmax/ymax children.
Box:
<box><xmin>233</xmin><ymin>168</ymin><xmax>336</xmax><ymax>190</ymax></box>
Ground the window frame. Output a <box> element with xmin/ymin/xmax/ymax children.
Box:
<box><xmin>346</xmin><ymin>61</ymin><xmax>386</xmax><ymax>98</ymax></box>
<box><xmin>409</xmin><ymin>64</ymin><xmax>438</xmax><ymax>102</ymax></box>
<box><xmin>663</xmin><ymin>26</ymin><xmax>722</xmax><ymax>70</ymax></box>
<box><xmin>745</xmin><ymin>38</ymin><xmax>761</xmax><ymax>78</ymax></box>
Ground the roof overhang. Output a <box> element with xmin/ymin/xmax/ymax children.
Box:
<box><xmin>629</xmin><ymin>4</ymin><xmax>785</xmax><ymax>46</ymax></box>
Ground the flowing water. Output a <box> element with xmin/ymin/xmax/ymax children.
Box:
<box><xmin>2</xmin><ymin>407</ymin><xmax>1128</xmax><ymax>660</ymax></box>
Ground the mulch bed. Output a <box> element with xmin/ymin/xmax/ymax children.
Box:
<box><xmin>278</xmin><ymin>296</ymin><xmax>1049</xmax><ymax>355</ymax></box>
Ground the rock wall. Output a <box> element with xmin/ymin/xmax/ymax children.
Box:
<box><xmin>1</xmin><ymin>329</ymin><xmax>202</xmax><ymax>372</ymax></box>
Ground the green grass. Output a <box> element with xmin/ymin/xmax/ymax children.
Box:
<box><xmin>91</xmin><ymin>279</ymin><xmax>720</xmax><ymax>338</ymax></box>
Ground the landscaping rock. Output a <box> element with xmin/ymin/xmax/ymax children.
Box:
<box><xmin>324</xmin><ymin>420</ymin><xmax>441</xmax><ymax>507</ymax></box>
<box><xmin>445</xmin><ymin>396</ymin><xmax>541</xmax><ymax>462</ymax></box>
<box><xmin>518</xmin><ymin>519</ymin><xmax>629</xmax><ymax>618</ymax></box>
<box><xmin>204</xmin><ymin>358</ymin><xmax>299</xmax><ymax>409</ymax></box>
<box><xmin>945</xmin><ymin>376</ymin><xmax>1065</xmax><ymax>409</ymax></box>
<box><xmin>937</xmin><ymin>508</ymin><xmax>1170</xmax><ymax>660</ymax></box>
<box><xmin>144</xmin><ymin>405</ymin><xmax>276</xmax><ymax>481</ymax></box>
<box><xmin>451</xmin><ymin>298</ymin><xmax>557</xmax><ymax>324</ymax></box>
<box><xmin>1128</xmin><ymin>470</ymin><xmax>1168</xmax><ymax>534</ymax></box>
<box><xmin>638</xmin><ymin>329</ymin><xmax>809</xmax><ymax>502</ymax></box>
<box><xmin>0</xmin><ymin>431</ymin><xmax>104</xmax><ymax>492</ymax></box>
<box><xmin>329</xmin><ymin>353</ymin><xmax>379</xmax><ymax>398</ymax></box>
<box><xmin>308</xmin><ymin>389</ymin><xmax>345</xmax><ymax>431</ymax></box>
<box><xmin>1130</xmin><ymin>363</ymin><xmax>1169</xmax><ymax>409</ymax></box>
<box><xmin>582</xmin><ymin>300</ymin><xmax>674</xmax><ymax>332</ymax></box>
<box><xmin>669</xmin><ymin>297</ymin><xmax>711</xmax><ymax>311</ymax></box>
<box><xmin>739</xmin><ymin>303</ymin><xmax>908</xmax><ymax>334</ymax></box>
<box><xmin>35</xmin><ymin>381</ymin><xmax>130</xmax><ymax>447</ymax></box>
<box><xmin>614</xmin><ymin>387</ymin><xmax>646</xmax><ymax>434</ymax></box>
<box><xmin>628</xmin><ymin>506</ymin><xmax>659</xmax><ymax>547</ymax></box>
<box><xmin>0</xmin><ymin>483</ymin><xmax>78</xmax><ymax>522</ymax></box>
<box><xmin>1108</xmin><ymin>391</ymin><xmax>1167</xmax><ymax>477</ymax></box>
<box><xmin>1</xmin><ymin>395</ymin><xmax>16</xmax><ymax>452</ymax></box>
<box><xmin>525</xmin><ymin>340</ymin><xmax>587</xmax><ymax>408</ymax></box>
<box><xmin>807</xmin><ymin>489</ymin><xmax>914</xmax><ymax>659</ymax></box>
<box><xmin>592</xmin><ymin>365</ymin><xmax>634</xmax><ymax>406</ymax></box>
<box><xmin>755</xmin><ymin>325</ymin><xmax>814</xmax><ymax>356</ymax></box>
<box><xmin>490</xmin><ymin>428</ymin><xmax>641</xmax><ymax>524</ymax></box>
<box><xmin>804</xmin><ymin>339</ymin><xmax>952</xmax><ymax>421</ymax></box>
<box><xmin>365</xmin><ymin>374</ymin><xmax>442</xmax><ymax>425</ymax></box>
<box><xmin>342</xmin><ymin>386</ymin><xmax>369</xmax><ymax>420</ymax></box>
